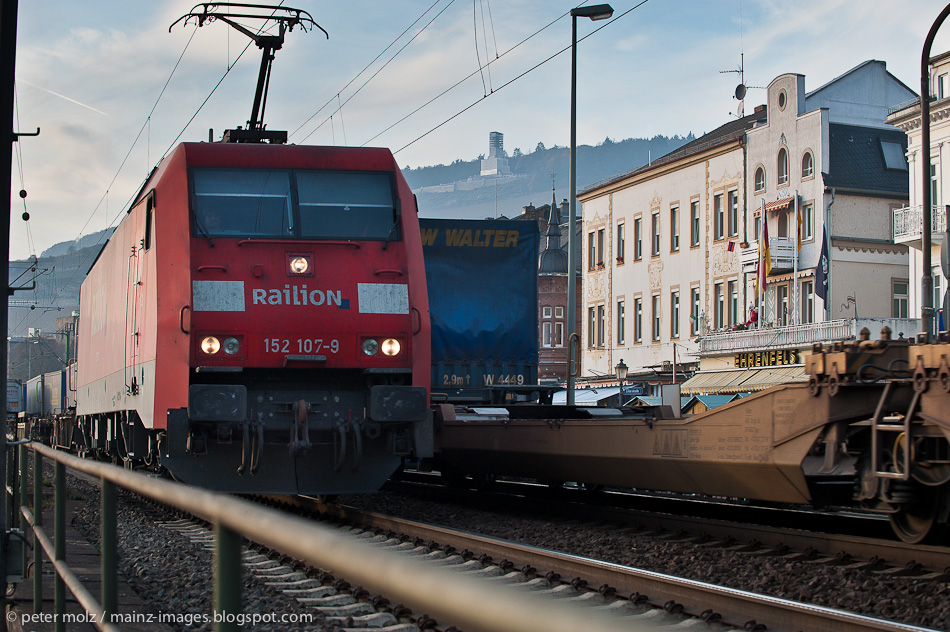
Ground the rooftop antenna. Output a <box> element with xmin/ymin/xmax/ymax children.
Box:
<box><xmin>720</xmin><ymin>53</ymin><xmax>763</xmax><ymax>118</ymax></box>
<box><xmin>171</xmin><ymin>3</ymin><xmax>325</xmax><ymax>143</ymax></box>
<box><xmin>720</xmin><ymin>53</ymin><xmax>747</xmax><ymax>118</ymax></box>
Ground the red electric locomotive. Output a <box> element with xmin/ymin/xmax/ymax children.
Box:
<box><xmin>75</xmin><ymin>141</ymin><xmax>432</xmax><ymax>494</ymax></box>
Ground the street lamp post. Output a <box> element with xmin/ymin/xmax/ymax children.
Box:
<box><xmin>567</xmin><ymin>3</ymin><xmax>613</xmax><ymax>406</ymax></box>
<box><xmin>615</xmin><ymin>358</ymin><xmax>628</xmax><ymax>404</ymax></box>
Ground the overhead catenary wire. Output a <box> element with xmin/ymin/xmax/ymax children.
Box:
<box><xmin>17</xmin><ymin>2</ymin><xmax>638</xmax><ymax>338</ymax></box>
<box><xmin>474</xmin><ymin>0</ymin><xmax>488</xmax><ymax>96</ymax></box>
<box><xmin>479</xmin><ymin>0</ymin><xmax>494</xmax><ymax>92</ymax></box>
<box><xmin>361</xmin><ymin>4</ymin><xmax>580</xmax><ymax>149</ymax></box>
<box><xmin>484</xmin><ymin>0</ymin><xmax>499</xmax><ymax>60</ymax></box>
<box><xmin>295</xmin><ymin>0</ymin><xmax>458</xmax><ymax>144</ymax></box>
<box><xmin>12</xmin><ymin>6</ymin><xmax>292</xmax><ymax>338</ymax></box>
<box><xmin>391</xmin><ymin>1</ymin><xmax>649</xmax><ymax>155</ymax></box>
<box><xmin>11</xmin><ymin>23</ymin><xmax>203</xmax><ymax>334</ymax></box>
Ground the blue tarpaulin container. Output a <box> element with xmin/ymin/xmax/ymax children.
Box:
<box><xmin>421</xmin><ymin>218</ymin><xmax>539</xmax><ymax>399</ymax></box>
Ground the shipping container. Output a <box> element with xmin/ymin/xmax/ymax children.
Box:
<box><xmin>24</xmin><ymin>369</ymin><xmax>75</xmax><ymax>417</ymax></box>
<box><xmin>421</xmin><ymin>218</ymin><xmax>539</xmax><ymax>401</ymax></box>
<box><xmin>7</xmin><ymin>379</ymin><xmax>23</xmax><ymax>416</ymax></box>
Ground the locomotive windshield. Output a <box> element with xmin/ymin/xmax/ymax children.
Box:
<box><xmin>191</xmin><ymin>168</ymin><xmax>399</xmax><ymax>240</ymax></box>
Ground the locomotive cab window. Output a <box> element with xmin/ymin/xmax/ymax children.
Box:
<box><xmin>296</xmin><ymin>171</ymin><xmax>397</xmax><ymax>240</ymax></box>
<box><xmin>190</xmin><ymin>168</ymin><xmax>398</xmax><ymax>241</ymax></box>
<box><xmin>192</xmin><ymin>169</ymin><xmax>292</xmax><ymax>237</ymax></box>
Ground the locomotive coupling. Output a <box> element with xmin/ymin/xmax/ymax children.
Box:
<box><xmin>289</xmin><ymin>398</ymin><xmax>312</xmax><ymax>456</ymax></box>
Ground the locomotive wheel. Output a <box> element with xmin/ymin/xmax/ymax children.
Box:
<box><xmin>889</xmin><ymin>486</ymin><xmax>939</xmax><ymax>544</ymax></box>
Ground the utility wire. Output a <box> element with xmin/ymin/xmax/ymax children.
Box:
<box><xmin>479</xmin><ymin>0</ymin><xmax>494</xmax><ymax>91</ymax></box>
<box><xmin>71</xmin><ymin>26</ymin><xmax>199</xmax><ymax>248</ymax></box>
<box><xmin>362</xmin><ymin>4</ymin><xmax>581</xmax><ymax>149</ymax></box>
<box><xmin>474</xmin><ymin>1</ymin><xmax>487</xmax><ymax>95</ymax></box>
<box><xmin>290</xmin><ymin>0</ymin><xmax>446</xmax><ymax>141</ymax></box>
<box><xmin>13</xmin><ymin>24</ymin><xmax>202</xmax><ymax>333</ymax></box>
<box><xmin>393</xmin><ymin>1</ymin><xmax>648</xmax><ymax>155</ymax></box>
<box><xmin>30</xmin><ymin>10</ymin><xmax>287</xmax><ymax>330</ymax></box>
<box><xmin>484</xmin><ymin>0</ymin><xmax>499</xmax><ymax>59</ymax></box>
<box><xmin>296</xmin><ymin>0</ymin><xmax>457</xmax><ymax>144</ymax></box>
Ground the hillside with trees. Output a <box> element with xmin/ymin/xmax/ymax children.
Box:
<box><xmin>404</xmin><ymin>134</ymin><xmax>694</xmax><ymax>219</ymax></box>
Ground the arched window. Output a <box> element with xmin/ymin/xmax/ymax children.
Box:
<box><xmin>801</xmin><ymin>151</ymin><xmax>814</xmax><ymax>178</ymax></box>
<box><xmin>777</xmin><ymin>148</ymin><xmax>789</xmax><ymax>186</ymax></box>
<box><xmin>754</xmin><ymin>167</ymin><xmax>765</xmax><ymax>192</ymax></box>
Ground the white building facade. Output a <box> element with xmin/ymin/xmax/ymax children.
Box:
<box><xmin>887</xmin><ymin>51</ymin><xmax>950</xmax><ymax>330</ymax></box>
<box><xmin>579</xmin><ymin>61</ymin><xmax>915</xmax><ymax>386</ymax></box>
<box><xmin>578</xmin><ymin>115</ymin><xmax>756</xmax><ymax>379</ymax></box>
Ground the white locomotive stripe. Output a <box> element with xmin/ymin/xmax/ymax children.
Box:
<box><xmin>193</xmin><ymin>280</ymin><xmax>246</xmax><ymax>312</ymax></box>
<box><xmin>357</xmin><ymin>283</ymin><xmax>409</xmax><ymax>314</ymax></box>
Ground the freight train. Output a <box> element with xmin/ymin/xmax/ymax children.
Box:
<box><xmin>21</xmin><ymin>208</ymin><xmax>950</xmax><ymax>542</ymax></box>
<box><xmin>410</xmin><ymin>220</ymin><xmax>950</xmax><ymax>544</ymax></box>
<box><xmin>425</xmin><ymin>330</ymin><xmax>950</xmax><ymax>544</ymax></box>
<box><xmin>45</xmin><ymin>140</ymin><xmax>432</xmax><ymax>495</ymax></box>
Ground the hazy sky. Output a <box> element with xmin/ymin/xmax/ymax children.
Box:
<box><xmin>9</xmin><ymin>0</ymin><xmax>950</xmax><ymax>262</ymax></box>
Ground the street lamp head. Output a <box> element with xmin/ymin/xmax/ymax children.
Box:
<box><xmin>571</xmin><ymin>4</ymin><xmax>614</xmax><ymax>20</ymax></box>
<box><xmin>615</xmin><ymin>358</ymin><xmax>628</xmax><ymax>381</ymax></box>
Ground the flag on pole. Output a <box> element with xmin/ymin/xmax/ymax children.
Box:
<box><xmin>761</xmin><ymin>217</ymin><xmax>772</xmax><ymax>284</ymax></box>
<box><xmin>727</xmin><ymin>241</ymin><xmax>735</xmax><ymax>252</ymax></box>
<box><xmin>815</xmin><ymin>226</ymin><xmax>830</xmax><ymax>301</ymax></box>
<box><xmin>796</xmin><ymin>201</ymin><xmax>803</xmax><ymax>252</ymax></box>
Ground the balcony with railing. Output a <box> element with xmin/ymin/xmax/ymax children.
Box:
<box><xmin>893</xmin><ymin>205</ymin><xmax>948</xmax><ymax>245</ymax></box>
<box><xmin>739</xmin><ymin>237</ymin><xmax>796</xmax><ymax>273</ymax></box>
<box><xmin>697</xmin><ymin>318</ymin><xmax>921</xmax><ymax>355</ymax></box>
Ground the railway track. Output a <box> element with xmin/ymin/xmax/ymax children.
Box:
<box><xmin>43</xmin><ymin>465</ymin><xmax>950</xmax><ymax>631</ymax></box>
<box><xmin>387</xmin><ymin>474</ymin><xmax>950</xmax><ymax>575</ymax></box>
<box><xmin>258</xmin><ymin>495</ymin><xmax>939</xmax><ymax>632</ymax></box>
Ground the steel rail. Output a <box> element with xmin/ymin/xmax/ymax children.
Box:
<box><xmin>19</xmin><ymin>443</ymin><xmax>647</xmax><ymax>632</ymax></box>
<box><xmin>392</xmin><ymin>474</ymin><xmax>950</xmax><ymax>573</ymax></box>
<box><xmin>311</xmin><ymin>499</ymin><xmax>941</xmax><ymax>632</ymax></box>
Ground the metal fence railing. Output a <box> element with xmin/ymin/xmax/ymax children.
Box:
<box><xmin>892</xmin><ymin>204</ymin><xmax>948</xmax><ymax>240</ymax></box>
<box><xmin>9</xmin><ymin>441</ymin><xmax>643</xmax><ymax>632</ymax></box>
<box><xmin>698</xmin><ymin>319</ymin><xmax>853</xmax><ymax>354</ymax></box>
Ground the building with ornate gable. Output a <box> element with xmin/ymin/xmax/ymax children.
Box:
<box><xmin>577</xmin><ymin>60</ymin><xmax>916</xmax><ymax>395</ymax></box>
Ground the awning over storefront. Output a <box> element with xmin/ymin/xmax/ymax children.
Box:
<box><xmin>738</xmin><ymin>366</ymin><xmax>808</xmax><ymax>392</ymax></box>
<box><xmin>679</xmin><ymin>365</ymin><xmax>807</xmax><ymax>395</ymax></box>
<box><xmin>679</xmin><ymin>369</ymin><xmax>751</xmax><ymax>394</ymax></box>
<box><xmin>552</xmin><ymin>386</ymin><xmax>621</xmax><ymax>406</ymax></box>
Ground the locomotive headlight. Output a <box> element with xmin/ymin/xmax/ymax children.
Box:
<box><xmin>289</xmin><ymin>256</ymin><xmax>309</xmax><ymax>274</ymax></box>
<box><xmin>222</xmin><ymin>337</ymin><xmax>241</xmax><ymax>355</ymax></box>
<box><xmin>381</xmin><ymin>338</ymin><xmax>401</xmax><ymax>356</ymax></box>
<box><xmin>362</xmin><ymin>338</ymin><xmax>379</xmax><ymax>356</ymax></box>
<box><xmin>201</xmin><ymin>336</ymin><xmax>221</xmax><ymax>355</ymax></box>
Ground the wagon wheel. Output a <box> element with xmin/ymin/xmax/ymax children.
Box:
<box><xmin>894</xmin><ymin>432</ymin><xmax>950</xmax><ymax>487</ymax></box>
<box><xmin>889</xmin><ymin>485</ymin><xmax>939</xmax><ymax>544</ymax></box>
